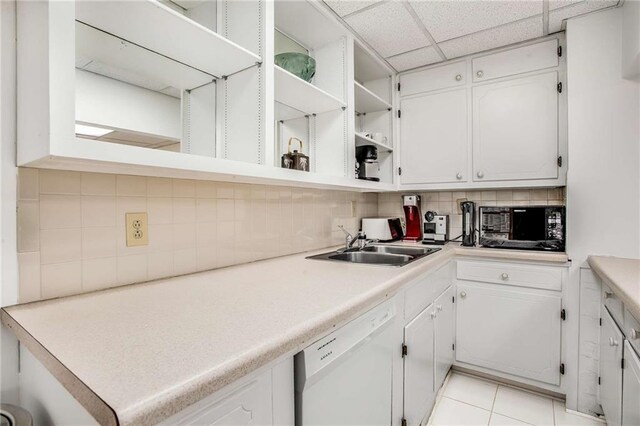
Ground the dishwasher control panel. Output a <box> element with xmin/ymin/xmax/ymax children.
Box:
<box><xmin>295</xmin><ymin>300</ymin><xmax>396</xmax><ymax>385</ymax></box>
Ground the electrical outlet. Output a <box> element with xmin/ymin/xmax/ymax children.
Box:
<box><xmin>456</xmin><ymin>198</ymin><xmax>468</xmax><ymax>214</ymax></box>
<box><xmin>125</xmin><ymin>212</ymin><xmax>148</xmax><ymax>247</ymax></box>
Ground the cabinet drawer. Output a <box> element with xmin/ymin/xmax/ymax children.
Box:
<box><xmin>603</xmin><ymin>283</ymin><xmax>625</xmax><ymax>327</ymax></box>
<box><xmin>400</xmin><ymin>61</ymin><xmax>466</xmax><ymax>97</ymax></box>
<box><xmin>625</xmin><ymin>309</ymin><xmax>640</xmax><ymax>355</ymax></box>
<box><xmin>405</xmin><ymin>263</ymin><xmax>452</xmax><ymax>322</ymax></box>
<box><xmin>457</xmin><ymin>260</ymin><xmax>562</xmax><ymax>291</ymax></box>
<box><xmin>472</xmin><ymin>39</ymin><xmax>559</xmax><ymax>82</ymax></box>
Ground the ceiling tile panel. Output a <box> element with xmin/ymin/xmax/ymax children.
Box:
<box><xmin>548</xmin><ymin>0</ymin><xmax>618</xmax><ymax>32</ymax></box>
<box><xmin>386</xmin><ymin>47</ymin><xmax>443</xmax><ymax>71</ymax></box>
<box><xmin>439</xmin><ymin>16</ymin><xmax>543</xmax><ymax>59</ymax></box>
<box><xmin>345</xmin><ymin>1</ymin><xmax>430</xmax><ymax>58</ymax></box>
<box><xmin>323</xmin><ymin>0</ymin><xmax>384</xmax><ymax>17</ymax></box>
<box><xmin>409</xmin><ymin>0</ymin><xmax>542</xmax><ymax>43</ymax></box>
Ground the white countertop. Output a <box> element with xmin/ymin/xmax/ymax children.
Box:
<box><xmin>587</xmin><ymin>255</ymin><xmax>640</xmax><ymax>321</ymax></box>
<box><xmin>1</xmin><ymin>243</ymin><xmax>569</xmax><ymax>425</ymax></box>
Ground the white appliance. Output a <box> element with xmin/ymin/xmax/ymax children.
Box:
<box><xmin>361</xmin><ymin>217</ymin><xmax>404</xmax><ymax>241</ymax></box>
<box><xmin>295</xmin><ymin>300</ymin><xmax>396</xmax><ymax>425</ymax></box>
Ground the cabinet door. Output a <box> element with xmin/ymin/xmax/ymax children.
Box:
<box><xmin>456</xmin><ymin>281</ymin><xmax>562</xmax><ymax>385</ymax></box>
<box><xmin>472</xmin><ymin>39</ymin><xmax>559</xmax><ymax>82</ymax></box>
<box><xmin>163</xmin><ymin>372</ymin><xmax>273</xmax><ymax>425</ymax></box>
<box><xmin>622</xmin><ymin>341</ymin><xmax>640</xmax><ymax>426</ymax></box>
<box><xmin>472</xmin><ymin>71</ymin><xmax>558</xmax><ymax>182</ymax></box>
<box><xmin>400</xmin><ymin>89</ymin><xmax>468</xmax><ymax>184</ymax></box>
<box><xmin>600</xmin><ymin>307</ymin><xmax>623</xmax><ymax>426</ymax></box>
<box><xmin>435</xmin><ymin>286</ymin><xmax>455</xmax><ymax>390</ymax></box>
<box><xmin>404</xmin><ymin>304</ymin><xmax>436</xmax><ymax>425</ymax></box>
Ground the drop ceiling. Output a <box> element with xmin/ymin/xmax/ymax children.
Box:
<box><xmin>324</xmin><ymin>0</ymin><xmax>621</xmax><ymax>72</ymax></box>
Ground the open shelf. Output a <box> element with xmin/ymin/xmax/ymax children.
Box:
<box><xmin>76</xmin><ymin>22</ymin><xmax>214</xmax><ymax>92</ymax></box>
<box><xmin>355</xmin><ymin>132</ymin><xmax>393</xmax><ymax>153</ymax></box>
<box><xmin>355</xmin><ymin>82</ymin><xmax>392</xmax><ymax>114</ymax></box>
<box><xmin>75</xmin><ymin>0</ymin><xmax>261</xmax><ymax>79</ymax></box>
<box><xmin>275</xmin><ymin>66</ymin><xmax>346</xmax><ymax>119</ymax></box>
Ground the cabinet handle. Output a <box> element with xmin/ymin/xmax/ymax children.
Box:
<box><xmin>437</xmin><ymin>305</ymin><xmax>443</xmax><ymax>312</ymax></box>
<box><xmin>456</xmin><ymin>173</ymin><xmax>463</xmax><ymax>180</ymax></box>
<box><xmin>501</xmin><ymin>273</ymin><xmax>509</xmax><ymax>280</ymax></box>
<box><xmin>477</xmin><ymin>171</ymin><xmax>484</xmax><ymax>179</ymax></box>
<box><xmin>455</xmin><ymin>74</ymin><xmax>462</xmax><ymax>81</ymax></box>
<box><xmin>460</xmin><ymin>291</ymin><xmax>467</xmax><ymax>298</ymax></box>
<box><xmin>631</xmin><ymin>329</ymin><xmax>639</xmax><ymax>340</ymax></box>
<box><xmin>609</xmin><ymin>337</ymin><xmax>619</xmax><ymax>347</ymax></box>
<box><xmin>431</xmin><ymin>311</ymin><xmax>437</xmax><ymax>319</ymax></box>
<box><xmin>476</xmin><ymin>70</ymin><xmax>484</xmax><ymax>78</ymax></box>
<box><xmin>604</xmin><ymin>291</ymin><xmax>612</xmax><ymax>299</ymax></box>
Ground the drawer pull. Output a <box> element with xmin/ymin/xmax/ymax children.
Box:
<box><xmin>437</xmin><ymin>305</ymin><xmax>443</xmax><ymax>312</ymax></box>
<box><xmin>460</xmin><ymin>291</ymin><xmax>467</xmax><ymax>298</ymax></box>
<box><xmin>609</xmin><ymin>337</ymin><xmax>619</xmax><ymax>347</ymax></box>
<box><xmin>476</xmin><ymin>70</ymin><xmax>484</xmax><ymax>78</ymax></box>
<box><xmin>604</xmin><ymin>291</ymin><xmax>613</xmax><ymax>299</ymax></box>
<box><xmin>631</xmin><ymin>329</ymin><xmax>639</xmax><ymax>340</ymax></box>
<box><xmin>455</xmin><ymin>74</ymin><xmax>462</xmax><ymax>81</ymax></box>
<box><xmin>431</xmin><ymin>311</ymin><xmax>437</xmax><ymax>319</ymax></box>
<box><xmin>456</xmin><ymin>173</ymin><xmax>463</xmax><ymax>180</ymax></box>
<box><xmin>477</xmin><ymin>171</ymin><xmax>484</xmax><ymax>179</ymax></box>
<box><xmin>501</xmin><ymin>273</ymin><xmax>509</xmax><ymax>280</ymax></box>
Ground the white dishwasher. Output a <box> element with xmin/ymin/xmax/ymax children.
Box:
<box><xmin>295</xmin><ymin>300</ymin><xmax>396</xmax><ymax>426</ymax></box>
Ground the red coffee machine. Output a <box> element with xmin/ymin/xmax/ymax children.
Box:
<box><xmin>402</xmin><ymin>195</ymin><xmax>423</xmax><ymax>241</ymax></box>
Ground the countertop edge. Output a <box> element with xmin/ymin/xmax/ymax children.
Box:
<box><xmin>0</xmin><ymin>309</ymin><xmax>119</xmax><ymax>426</ymax></box>
<box><xmin>2</xmin><ymin>246</ymin><xmax>569</xmax><ymax>425</ymax></box>
<box><xmin>587</xmin><ymin>255</ymin><xmax>640</xmax><ymax>321</ymax></box>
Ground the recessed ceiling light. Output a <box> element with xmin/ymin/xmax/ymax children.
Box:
<box><xmin>75</xmin><ymin>124</ymin><xmax>114</xmax><ymax>137</ymax></box>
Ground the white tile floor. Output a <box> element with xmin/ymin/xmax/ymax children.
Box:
<box><xmin>428</xmin><ymin>372</ymin><xmax>607</xmax><ymax>426</ymax></box>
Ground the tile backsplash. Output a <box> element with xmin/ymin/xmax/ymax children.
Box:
<box><xmin>378</xmin><ymin>188</ymin><xmax>566</xmax><ymax>240</ymax></box>
<box><xmin>17</xmin><ymin>168</ymin><xmax>378</xmax><ymax>303</ymax></box>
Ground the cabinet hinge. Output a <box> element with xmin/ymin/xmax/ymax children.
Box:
<box><xmin>397</xmin><ymin>110</ymin><xmax>401</xmax><ymax>118</ymax></box>
<box><xmin>401</xmin><ymin>418</ymin><xmax>407</xmax><ymax>426</ymax></box>
<box><xmin>598</xmin><ymin>376</ymin><xmax>601</xmax><ymax>385</ymax></box>
<box><xmin>557</xmin><ymin>46</ymin><xmax>563</xmax><ymax>57</ymax></box>
<box><xmin>452</xmin><ymin>296</ymin><xmax>455</xmax><ymax>303</ymax></box>
<box><xmin>600</xmin><ymin>317</ymin><xmax>602</xmax><ymax>326</ymax></box>
<box><xmin>561</xmin><ymin>309</ymin><xmax>566</xmax><ymax>321</ymax></box>
<box><xmin>622</xmin><ymin>358</ymin><xmax>625</xmax><ymax>369</ymax></box>
<box><xmin>397</xmin><ymin>82</ymin><xmax>401</xmax><ymax>92</ymax></box>
<box><xmin>398</xmin><ymin>167</ymin><xmax>402</xmax><ymax>176</ymax></box>
<box><xmin>452</xmin><ymin>343</ymin><xmax>455</xmax><ymax>351</ymax></box>
<box><xmin>402</xmin><ymin>344</ymin><xmax>408</xmax><ymax>357</ymax></box>
<box><xmin>557</xmin><ymin>82</ymin><xmax>563</xmax><ymax>93</ymax></box>
<box><xmin>557</xmin><ymin>156</ymin><xmax>563</xmax><ymax>167</ymax></box>
<box><xmin>560</xmin><ymin>363</ymin><xmax>565</xmax><ymax>375</ymax></box>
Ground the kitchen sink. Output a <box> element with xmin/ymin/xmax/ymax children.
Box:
<box><xmin>307</xmin><ymin>244</ymin><xmax>441</xmax><ymax>267</ymax></box>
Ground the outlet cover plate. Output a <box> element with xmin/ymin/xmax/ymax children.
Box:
<box><xmin>125</xmin><ymin>212</ymin><xmax>148</xmax><ymax>247</ymax></box>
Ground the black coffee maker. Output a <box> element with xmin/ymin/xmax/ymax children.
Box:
<box><xmin>355</xmin><ymin>145</ymin><xmax>380</xmax><ymax>181</ymax></box>
<box><xmin>461</xmin><ymin>201</ymin><xmax>476</xmax><ymax>246</ymax></box>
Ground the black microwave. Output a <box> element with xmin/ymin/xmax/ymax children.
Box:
<box><xmin>479</xmin><ymin>206</ymin><xmax>566</xmax><ymax>252</ymax></box>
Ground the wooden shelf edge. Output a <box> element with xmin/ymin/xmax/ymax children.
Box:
<box><xmin>28</xmin><ymin>139</ymin><xmax>396</xmax><ymax>192</ymax></box>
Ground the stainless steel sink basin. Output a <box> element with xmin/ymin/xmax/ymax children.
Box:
<box><xmin>328</xmin><ymin>251</ymin><xmax>412</xmax><ymax>265</ymax></box>
<box><xmin>307</xmin><ymin>244</ymin><xmax>441</xmax><ymax>267</ymax></box>
<box><xmin>361</xmin><ymin>245</ymin><xmax>432</xmax><ymax>256</ymax></box>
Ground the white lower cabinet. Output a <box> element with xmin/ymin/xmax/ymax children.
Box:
<box><xmin>599</xmin><ymin>307</ymin><xmax>624</xmax><ymax>426</ymax></box>
<box><xmin>622</xmin><ymin>340</ymin><xmax>640</xmax><ymax>426</ymax></box>
<box><xmin>455</xmin><ymin>281</ymin><xmax>562</xmax><ymax>385</ymax></box>
<box><xmin>403</xmin><ymin>286</ymin><xmax>454</xmax><ymax>425</ymax></box>
<box><xmin>162</xmin><ymin>358</ymin><xmax>293</xmax><ymax>425</ymax></box>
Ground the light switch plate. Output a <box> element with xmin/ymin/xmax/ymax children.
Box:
<box><xmin>125</xmin><ymin>212</ymin><xmax>148</xmax><ymax>247</ymax></box>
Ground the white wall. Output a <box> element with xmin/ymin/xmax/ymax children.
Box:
<box><xmin>565</xmin><ymin>3</ymin><xmax>640</xmax><ymax>415</ymax></box>
<box><xmin>0</xmin><ymin>0</ymin><xmax>20</xmax><ymax>405</ymax></box>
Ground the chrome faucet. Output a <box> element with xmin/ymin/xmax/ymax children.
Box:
<box><xmin>337</xmin><ymin>225</ymin><xmax>362</xmax><ymax>251</ymax></box>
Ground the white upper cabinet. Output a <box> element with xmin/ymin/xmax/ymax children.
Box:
<box><xmin>400</xmin><ymin>88</ymin><xmax>468</xmax><ymax>184</ymax></box>
<box><xmin>398</xmin><ymin>36</ymin><xmax>566</xmax><ymax>190</ymax></box>
<box><xmin>472</xmin><ymin>39</ymin><xmax>559</xmax><ymax>82</ymax></box>
<box><xmin>472</xmin><ymin>71</ymin><xmax>559</xmax><ymax>182</ymax></box>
